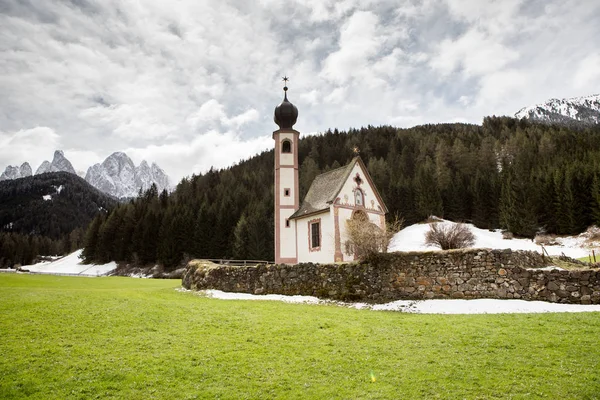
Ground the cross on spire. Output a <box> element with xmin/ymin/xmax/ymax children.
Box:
<box><xmin>282</xmin><ymin>76</ymin><xmax>289</xmax><ymax>92</ymax></box>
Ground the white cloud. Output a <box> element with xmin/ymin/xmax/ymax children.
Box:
<box><xmin>186</xmin><ymin>100</ymin><xmax>227</xmax><ymax>128</ymax></box>
<box><xmin>476</xmin><ymin>69</ymin><xmax>528</xmax><ymax>112</ymax></box>
<box><xmin>321</xmin><ymin>11</ymin><xmax>383</xmax><ymax>85</ymax></box>
<box><xmin>573</xmin><ymin>53</ymin><xmax>600</xmax><ymax>90</ymax></box>
<box><xmin>125</xmin><ymin>131</ymin><xmax>273</xmax><ymax>181</ymax></box>
<box><xmin>0</xmin><ymin>127</ymin><xmax>61</xmax><ymax>172</ymax></box>
<box><xmin>186</xmin><ymin>100</ymin><xmax>259</xmax><ymax>130</ymax></box>
<box><xmin>429</xmin><ymin>28</ymin><xmax>519</xmax><ymax>77</ymax></box>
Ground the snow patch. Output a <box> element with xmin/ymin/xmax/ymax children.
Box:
<box><xmin>23</xmin><ymin>250</ymin><xmax>115</xmax><ymax>276</ymax></box>
<box><xmin>528</xmin><ymin>266</ymin><xmax>566</xmax><ymax>271</ymax></box>
<box><xmin>42</xmin><ymin>194</ymin><xmax>52</xmax><ymax>201</ymax></box>
<box><xmin>388</xmin><ymin>219</ymin><xmax>591</xmax><ymax>259</ymax></box>
<box><xmin>191</xmin><ymin>289</ymin><xmax>600</xmax><ymax>314</ymax></box>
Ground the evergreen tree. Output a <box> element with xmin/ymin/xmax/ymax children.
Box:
<box><xmin>81</xmin><ymin>215</ymin><xmax>103</xmax><ymax>263</ymax></box>
<box><xmin>414</xmin><ymin>157</ymin><xmax>443</xmax><ymax>219</ymax></box>
<box><xmin>232</xmin><ymin>213</ymin><xmax>249</xmax><ymax>259</ymax></box>
<box><xmin>592</xmin><ymin>174</ymin><xmax>600</xmax><ymax>226</ymax></box>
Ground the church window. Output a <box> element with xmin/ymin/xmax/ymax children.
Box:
<box><xmin>285</xmin><ymin>219</ymin><xmax>290</xmax><ymax>228</ymax></box>
<box><xmin>355</xmin><ymin>189</ymin><xmax>364</xmax><ymax>206</ymax></box>
<box><xmin>352</xmin><ymin>210</ymin><xmax>368</xmax><ymax>222</ymax></box>
<box><xmin>309</xmin><ymin>220</ymin><xmax>321</xmax><ymax>250</ymax></box>
<box><xmin>282</xmin><ymin>140</ymin><xmax>291</xmax><ymax>153</ymax></box>
<box><xmin>284</xmin><ymin>188</ymin><xmax>290</xmax><ymax>196</ymax></box>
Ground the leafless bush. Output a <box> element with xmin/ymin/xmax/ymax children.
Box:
<box><xmin>425</xmin><ymin>222</ymin><xmax>475</xmax><ymax>250</ymax></box>
<box><xmin>502</xmin><ymin>231</ymin><xmax>514</xmax><ymax>240</ymax></box>
<box><xmin>345</xmin><ymin>216</ymin><xmax>403</xmax><ymax>260</ymax></box>
<box><xmin>584</xmin><ymin>226</ymin><xmax>600</xmax><ymax>243</ymax></box>
<box><xmin>422</xmin><ymin>215</ymin><xmax>443</xmax><ymax>224</ymax></box>
<box><xmin>534</xmin><ymin>234</ymin><xmax>559</xmax><ymax>246</ymax></box>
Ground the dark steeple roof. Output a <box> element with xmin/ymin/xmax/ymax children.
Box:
<box><xmin>274</xmin><ymin>78</ymin><xmax>298</xmax><ymax>129</ymax></box>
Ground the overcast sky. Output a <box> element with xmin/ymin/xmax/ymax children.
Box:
<box><xmin>1</xmin><ymin>0</ymin><xmax>599</xmax><ymax>184</ymax></box>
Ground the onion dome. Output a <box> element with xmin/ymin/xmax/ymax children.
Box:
<box><xmin>274</xmin><ymin>81</ymin><xmax>298</xmax><ymax>129</ymax></box>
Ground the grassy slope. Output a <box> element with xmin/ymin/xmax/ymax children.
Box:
<box><xmin>1</xmin><ymin>275</ymin><xmax>599</xmax><ymax>400</ymax></box>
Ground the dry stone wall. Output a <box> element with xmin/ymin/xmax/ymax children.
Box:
<box><xmin>182</xmin><ymin>249</ymin><xmax>600</xmax><ymax>304</ymax></box>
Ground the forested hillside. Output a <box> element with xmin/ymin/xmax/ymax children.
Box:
<box><xmin>81</xmin><ymin>116</ymin><xmax>600</xmax><ymax>269</ymax></box>
<box><xmin>0</xmin><ymin>172</ymin><xmax>117</xmax><ymax>267</ymax></box>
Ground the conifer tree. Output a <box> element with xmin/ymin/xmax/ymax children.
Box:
<box><xmin>592</xmin><ymin>174</ymin><xmax>600</xmax><ymax>226</ymax></box>
<box><xmin>414</xmin><ymin>158</ymin><xmax>443</xmax><ymax>219</ymax></box>
<box><xmin>232</xmin><ymin>213</ymin><xmax>249</xmax><ymax>259</ymax></box>
<box><xmin>81</xmin><ymin>215</ymin><xmax>103</xmax><ymax>263</ymax></box>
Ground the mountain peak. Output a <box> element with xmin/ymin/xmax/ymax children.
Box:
<box><xmin>86</xmin><ymin>152</ymin><xmax>170</xmax><ymax>198</ymax></box>
<box><xmin>107</xmin><ymin>151</ymin><xmax>128</xmax><ymax>159</ymax></box>
<box><xmin>0</xmin><ymin>162</ymin><xmax>33</xmax><ymax>181</ymax></box>
<box><xmin>515</xmin><ymin>93</ymin><xmax>600</xmax><ymax>126</ymax></box>
<box><xmin>34</xmin><ymin>150</ymin><xmax>77</xmax><ymax>176</ymax></box>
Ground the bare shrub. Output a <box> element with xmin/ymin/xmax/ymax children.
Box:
<box><xmin>502</xmin><ymin>231</ymin><xmax>514</xmax><ymax>240</ymax></box>
<box><xmin>345</xmin><ymin>216</ymin><xmax>403</xmax><ymax>260</ymax></box>
<box><xmin>584</xmin><ymin>226</ymin><xmax>600</xmax><ymax>243</ymax></box>
<box><xmin>535</xmin><ymin>234</ymin><xmax>559</xmax><ymax>246</ymax></box>
<box><xmin>422</xmin><ymin>215</ymin><xmax>443</xmax><ymax>224</ymax></box>
<box><xmin>425</xmin><ymin>222</ymin><xmax>475</xmax><ymax>250</ymax></box>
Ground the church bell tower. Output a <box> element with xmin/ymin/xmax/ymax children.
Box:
<box><xmin>273</xmin><ymin>77</ymin><xmax>299</xmax><ymax>264</ymax></box>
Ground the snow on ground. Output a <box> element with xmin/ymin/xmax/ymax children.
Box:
<box><xmin>194</xmin><ymin>289</ymin><xmax>600</xmax><ymax>314</ymax></box>
<box><xmin>24</xmin><ymin>250</ymin><xmax>116</xmax><ymax>276</ymax></box>
<box><xmin>388</xmin><ymin>218</ymin><xmax>593</xmax><ymax>259</ymax></box>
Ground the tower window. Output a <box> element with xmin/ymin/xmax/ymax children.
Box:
<box><xmin>282</xmin><ymin>140</ymin><xmax>291</xmax><ymax>153</ymax></box>
<box><xmin>285</xmin><ymin>219</ymin><xmax>290</xmax><ymax>228</ymax></box>
<box><xmin>284</xmin><ymin>188</ymin><xmax>290</xmax><ymax>197</ymax></box>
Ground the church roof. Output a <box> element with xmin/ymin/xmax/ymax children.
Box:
<box><xmin>289</xmin><ymin>156</ymin><xmax>388</xmax><ymax>220</ymax></box>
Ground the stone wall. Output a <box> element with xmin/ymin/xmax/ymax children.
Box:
<box><xmin>182</xmin><ymin>249</ymin><xmax>600</xmax><ymax>304</ymax></box>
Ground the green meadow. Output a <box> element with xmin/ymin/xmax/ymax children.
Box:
<box><xmin>1</xmin><ymin>274</ymin><xmax>599</xmax><ymax>399</ymax></box>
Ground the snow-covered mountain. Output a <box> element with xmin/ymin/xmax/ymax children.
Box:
<box><xmin>515</xmin><ymin>94</ymin><xmax>600</xmax><ymax>126</ymax></box>
<box><xmin>1</xmin><ymin>150</ymin><xmax>170</xmax><ymax>198</ymax></box>
<box><xmin>0</xmin><ymin>162</ymin><xmax>32</xmax><ymax>181</ymax></box>
<box><xmin>85</xmin><ymin>152</ymin><xmax>170</xmax><ymax>198</ymax></box>
<box><xmin>35</xmin><ymin>150</ymin><xmax>77</xmax><ymax>175</ymax></box>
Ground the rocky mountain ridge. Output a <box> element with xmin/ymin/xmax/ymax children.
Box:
<box><xmin>515</xmin><ymin>93</ymin><xmax>600</xmax><ymax>126</ymax></box>
<box><xmin>0</xmin><ymin>162</ymin><xmax>32</xmax><ymax>181</ymax></box>
<box><xmin>0</xmin><ymin>150</ymin><xmax>170</xmax><ymax>198</ymax></box>
<box><xmin>85</xmin><ymin>152</ymin><xmax>170</xmax><ymax>198</ymax></box>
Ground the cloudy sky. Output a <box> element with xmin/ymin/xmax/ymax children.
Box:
<box><xmin>1</xmin><ymin>0</ymin><xmax>599</xmax><ymax>184</ymax></box>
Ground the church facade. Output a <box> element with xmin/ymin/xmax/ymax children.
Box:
<box><xmin>273</xmin><ymin>84</ymin><xmax>388</xmax><ymax>264</ymax></box>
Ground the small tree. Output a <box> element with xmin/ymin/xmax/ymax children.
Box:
<box><xmin>425</xmin><ymin>222</ymin><xmax>475</xmax><ymax>250</ymax></box>
<box><xmin>345</xmin><ymin>215</ymin><xmax>403</xmax><ymax>260</ymax></box>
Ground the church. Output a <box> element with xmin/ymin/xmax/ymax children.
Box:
<box><xmin>272</xmin><ymin>82</ymin><xmax>388</xmax><ymax>264</ymax></box>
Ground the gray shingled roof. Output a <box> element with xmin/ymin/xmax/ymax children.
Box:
<box><xmin>289</xmin><ymin>158</ymin><xmax>358</xmax><ymax>220</ymax></box>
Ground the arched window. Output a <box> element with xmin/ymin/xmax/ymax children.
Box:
<box><xmin>282</xmin><ymin>140</ymin><xmax>291</xmax><ymax>153</ymax></box>
<box><xmin>354</xmin><ymin>189</ymin><xmax>364</xmax><ymax>207</ymax></box>
<box><xmin>352</xmin><ymin>210</ymin><xmax>368</xmax><ymax>222</ymax></box>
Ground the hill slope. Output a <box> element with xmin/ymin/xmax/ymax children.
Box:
<box><xmin>0</xmin><ymin>172</ymin><xmax>117</xmax><ymax>239</ymax></box>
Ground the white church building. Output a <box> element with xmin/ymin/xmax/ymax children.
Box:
<box><xmin>273</xmin><ymin>83</ymin><xmax>388</xmax><ymax>264</ymax></box>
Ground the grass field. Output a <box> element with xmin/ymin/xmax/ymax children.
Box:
<box><xmin>1</xmin><ymin>274</ymin><xmax>599</xmax><ymax>399</ymax></box>
<box><xmin>578</xmin><ymin>255</ymin><xmax>599</xmax><ymax>264</ymax></box>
